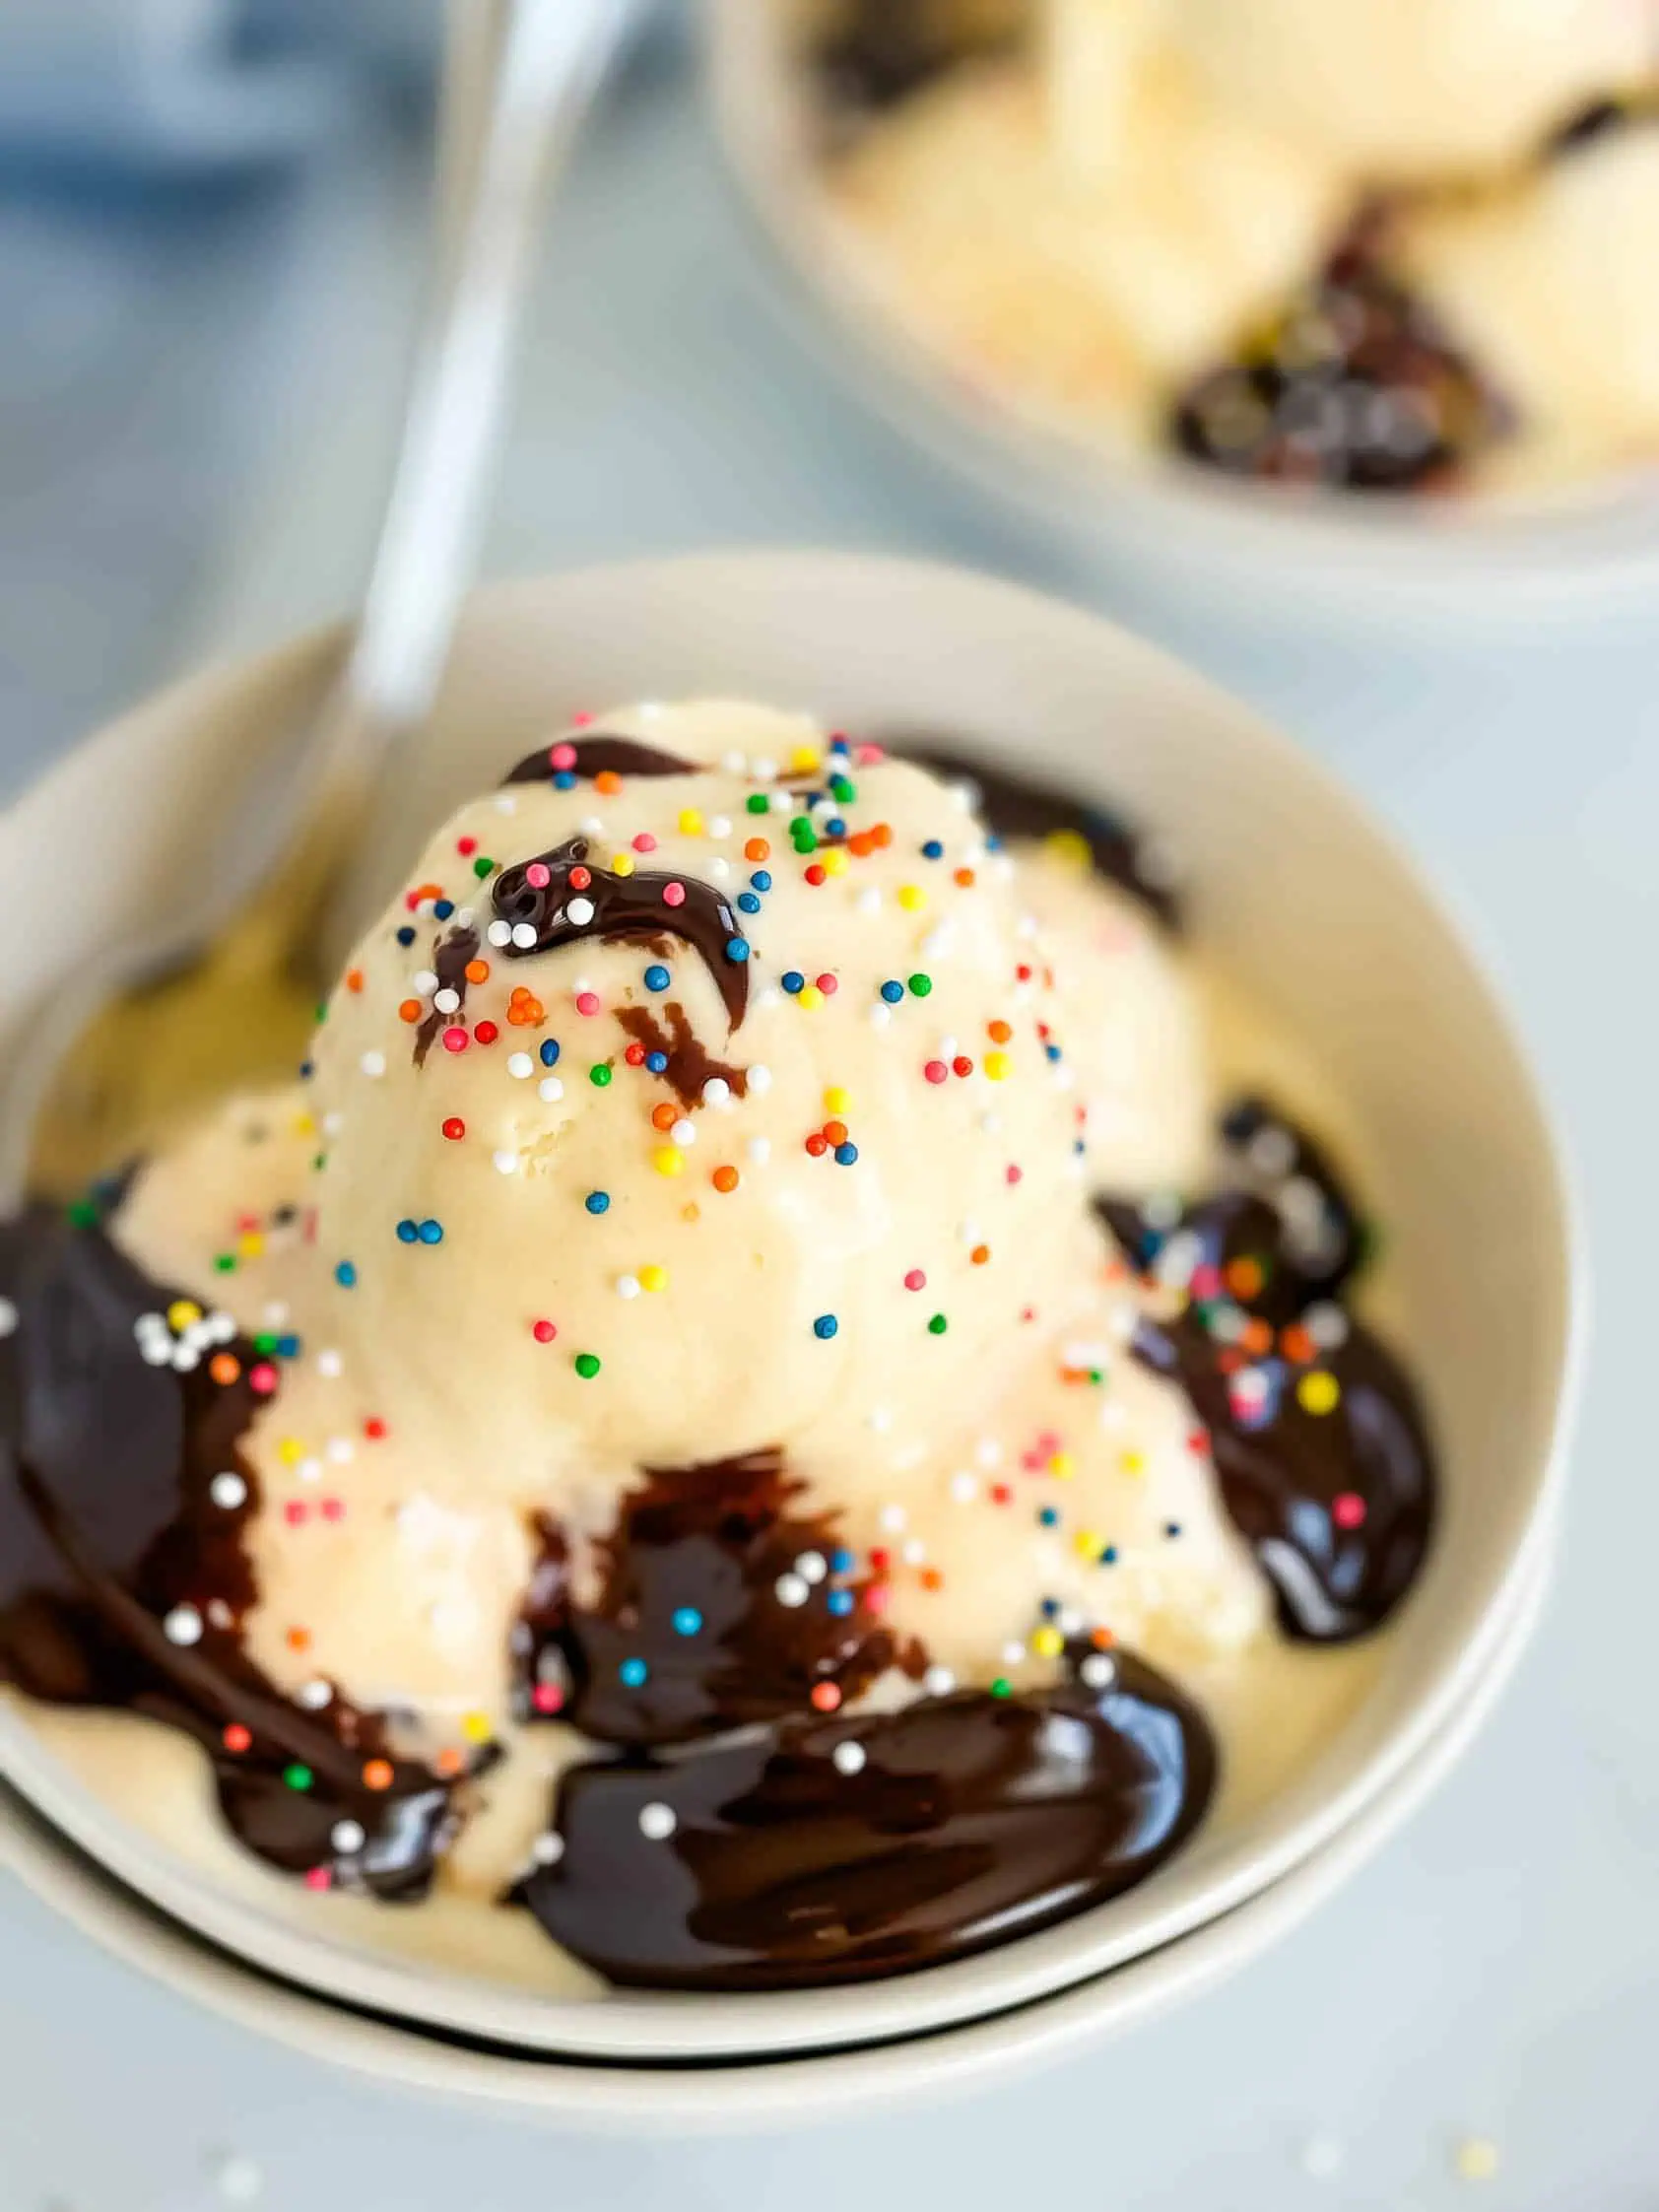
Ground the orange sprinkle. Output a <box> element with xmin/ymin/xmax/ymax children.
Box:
<box><xmin>398</xmin><ymin>998</ymin><xmax>423</xmax><ymax>1025</ymax></box>
<box><xmin>847</xmin><ymin>831</ymin><xmax>875</xmax><ymax>858</ymax></box>
<box><xmin>954</xmin><ymin>867</ymin><xmax>976</xmax><ymax>888</ymax></box>
<box><xmin>1091</xmin><ymin>1626</ymin><xmax>1116</xmax><ymax>1650</ymax></box>
<box><xmin>809</xmin><ymin>1682</ymin><xmax>842</xmax><ymax>1713</ymax></box>
<box><xmin>744</xmin><ymin>838</ymin><xmax>770</xmax><ymax>863</ymax></box>
<box><xmin>345</xmin><ymin>968</ymin><xmax>365</xmax><ymax>993</ymax></box>
<box><xmin>594</xmin><ymin>770</ymin><xmax>622</xmax><ymax>795</ymax></box>
<box><xmin>871</xmin><ymin>823</ymin><xmax>893</xmax><ymax>849</ymax></box>
<box><xmin>434</xmin><ymin>1747</ymin><xmax>465</xmax><ymax>1778</ymax></box>
<box><xmin>507</xmin><ymin>997</ymin><xmax>545</xmax><ymax>1026</ymax></box>
<box><xmin>823</xmin><ymin>1119</ymin><xmax>848</xmax><ymax>1147</ymax></box>
<box><xmin>1281</xmin><ymin>1322</ymin><xmax>1316</xmax><ymax>1366</ymax></box>
<box><xmin>970</xmin><ymin>1244</ymin><xmax>991</xmax><ymax>1266</ymax></box>
<box><xmin>285</xmin><ymin>1627</ymin><xmax>310</xmax><ymax>1653</ymax></box>
<box><xmin>1226</xmin><ymin>1256</ymin><xmax>1265</xmax><ymax>1301</ymax></box>
<box><xmin>987</xmin><ymin>1019</ymin><xmax>1013</xmax><ymax>1043</ymax></box>
<box><xmin>362</xmin><ymin>1759</ymin><xmax>394</xmax><ymax>1792</ymax></box>
<box><xmin>712</xmin><ymin>1166</ymin><xmax>740</xmax><ymax>1194</ymax></box>
<box><xmin>919</xmin><ymin>1567</ymin><xmax>944</xmax><ymax>1592</ymax></box>
<box><xmin>464</xmin><ymin>959</ymin><xmax>490</xmax><ymax>985</ymax></box>
<box><xmin>651</xmin><ymin>1103</ymin><xmax>678</xmax><ymax>1133</ymax></box>
<box><xmin>1241</xmin><ymin>1317</ymin><xmax>1275</xmax><ymax>1357</ymax></box>
<box><xmin>209</xmin><ymin>1353</ymin><xmax>240</xmax><ymax>1386</ymax></box>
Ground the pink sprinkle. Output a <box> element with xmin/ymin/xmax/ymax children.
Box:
<box><xmin>571</xmin><ymin>712</ymin><xmax>595</xmax><ymax>729</ymax></box>
<box><xmin>532</xmin><ymin>1684</ymin><xmax>565</xmax><ymax>1715</ymax></box>
<box><xmin>457</xmin><ymin>836</ymin><xmax>478</xmax><ymax>857</ymax></box>
<box><xmin>816</xmin><ymin>972</ymin><xmax>838</xmax><ymax>996</ymax></box>
<box><xmin>551</xmin><ymin>741</ymin><xmax>578</xmax><ymax>769</ymax></box>
<box><xmin>863</xmin><ymin>1582</ymin><xmax>891</xmax><ymax>1617</ymax></box>
<box><xmin>442</xmin><ymin>1027</ymin><xmax>469</xmax><ymax>1053</ymax></box>
<box><xmin>1191</xmin><ymin>1264</ymin><xmax>1224</xmax><ymax>1299</ymax></box>
<box><xmin>903</xmin><ymin>1269</ymin><xmax>926</xmax><ymax>1292</ymax></box>
<box><xmin>856</xmin><ymin>743</ymin><xmax>886</xmax><ymax>766</ymax></box>
<box><xmin>320</xmin><ymin>1498</ymin><xmax>345</xmax><ymax>1522</ymax></box>
<box><xmin>1006</xmin><ymin>1165</ymin><xmax>1023</xmax><ymax>1186</ymax></box>
<box><xmin>923</xmin><ymin>1060</ymin><xmax>948</xmax><ymax>1085</ymax></box>
<box><xmin>532</xmin><ymin>1319</ymin><xmax>558</xmax><ymax>1344</ymax></box>
<box><xmin>662</xmin><ymin>881</ymin><xmax>687</xmax><ymax>909</ymax></box>
<box><xmin>304</xmin><ymin>1867</ymin><xmax>332</xmax><ymax>1892</ymax></box>
<box><xmin>526</xmin><ymin>862</ymin><xmax>551</xmax><ymax>889</ymax></box>
<box><xmin>284</xmin><ymin>1501</ymin><xmax>307</xmax><ymax>1526</ymax></box>
<box><xmin>575</xmin><ymin>991</ymin><xmax>601</xmax><ymax>1017</ymax></box>
<box><xmin>1333</xmin><ymin>1492</ymin><xmax>1367</xmax><ymax>1529</ymax></box>
<box><xmin>249</xmin><ymin>1363</ymin><xmax>279</xmax><ymax>1396</ymax></box>
<box><xmin>632</xmin><ymin>833</ymin><xmax>657</xmax><ymax>853</ymax></box>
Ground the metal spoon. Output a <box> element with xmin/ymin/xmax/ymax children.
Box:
<box><xmin>5</xmin><ymin>0</ymin><xmax>644</xmax><ymax>1202</ymax></box>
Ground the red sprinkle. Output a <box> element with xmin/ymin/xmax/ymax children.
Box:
<box><xmin>624</xmin><ymin>1042</ymin><xmax>647</xmax><ymax>1067</ymax></box>
<box><xmin>304</xmin><ymin>1867</ymin><xmax>332</xmax><ymax>1892</ymax></box>
<box><xmin>532</xmin><ymin>1319</ymin><xmax>558</xmax><ymax>1344</ymax></box>
<box><xmin>474</xmin><ymin>1021</ymin><xmax>499</xmax><ymax>1045</ymax></box>
<box><xmin>990</xmin><ymin>1483</ymin><xmax>1013</xmax><ymax>1506</ymax></box>
<box><xmin>815</xmin><ymin>973</ymin><xmax>837</xmax><ymax>996</ymax></box>
<box><xmin>320</xmin><ymin>1498</ymin><xmax>345</xmax><ymax>1522</ymax></box>
<box><xmin>569</xmin><ymin>865</ymin><xmax>593</xmax><ymax>892</ymax></box>
<box><xmin>223</xmin><ymin>1723</ymin><xmax>251</xmax><ymax>1755</ymax></box>
<box><xmin>632</xmin><ymin>833</ymin><xmax>657</xmax><ymax>853</ymax></box>
<box><xmin>364</xmin><ymin>1418</ymin><xmax>387</xmax><ymax>1441</ymax></box>
<box><xmin>1333</xmin><ymin>1492</ymin><xmax>1367</xmax><ymax>1529</ymax></box>
<box><xmin>804</xmin><ymin>864</ymin><xmax>827</xmax><ymax>887</ymax></box>
<box><xmin>442</xmin><ymin>1117</ymin><xmax>466</xmax><ymax>1141</ymax></box>
<box><xmin>923</xmin><ymin>1060</ymin><xmax>949</xmax><ymax>1085</ymax></box>
<box><xmin>284</xmin><ymin>1502</ymin><xmax>307</xmax><ymax>1526</ymax></box>
<box><xmin>810</xmin><ymin>1683</ymin><xmax>842</xmax><ymax>1713</ymax></box>
<box><xmin>868</xmin><ymin>1547</ymin><xmax>891</xmax><ymax>1572</ymax></box>
<box><xmin>952</xmin><ymin>1055</ymin><xmax>973</xmax><ymax>1078</ymax></box>
<box><xmin>863</xmin><ymin>1583</ymin><xmax>891</xmax><ymax>1617</ymax></box>
<box><xmin>457</xmin><ymin>836</ymin><xmax>478</xmax><ymax>856</ymax></box>
<box><xmin>532</xmin><ymin>1684</ymin><xmax>565</xmax><ymax>1715</ymax></box>
<box><xmin>248</xmin><ymin>1364</ymin><xmax>278</xmax><ymax>1395</ymax></box>
<box><xmin>903</xmin><ymin>1269</ymin><xmax>926</xmax><ymax>1292</ymax></box>
<box><xmin>805</xmin><ymin>1133</ymin><xmax>830</xmax><ymax>1158</ymax></box>
<box><xmin>1006</xmin><ymin>1165</ymin><xmax>1023</xmax><ymax>1186</ymax></box>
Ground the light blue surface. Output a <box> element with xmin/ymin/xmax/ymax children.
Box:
<box><xmin>2</xmin><ymin>50</ymin><xmax>1656</xmax><ymax>2212</ymax></box>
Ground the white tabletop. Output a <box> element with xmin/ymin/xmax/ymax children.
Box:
<box><xmin>2</xmin><ymin>46</ymin><xmax>1655</xmax><ymax>2212</ymax></box>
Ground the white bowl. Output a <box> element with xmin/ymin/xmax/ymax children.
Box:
<box><xmin>704</xmin><ymin>3</ymin><xmax>1659</xmax><ymax>617</ymax></box>
<box><xmin>0</xmin><ymin>554</ymin><xmax>1583</xmax><ymax>2071</ymax></box>
<box><xmin>0</xmin><ymin>1521</ymin><xmax>1554</xmax><ymax>2129</ymax></box>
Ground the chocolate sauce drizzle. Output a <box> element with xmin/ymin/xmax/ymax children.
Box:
<box><xmin>1102</xmin><ymin>1099</ymin><xmax>1433</xmax><ymax>1641</ymax></box>
<box><xmin>0</xmin><ymin>1204</ymin><xmax>459</xmax><ymax>1896</ymax></box>
<box><xmin>492</xmin><ymin>837</ymin><xmax>751</xmax><ymax>1031</ymax></box>
<box><xmin>613</xmin><ymin>1003</ymin><xmax>750</xmax><ymax>1112</ymax></box>
<box><xmin>503</xmin><ymin>734</ymin><xmax>698</xmax><ymax>787</ymax></box>
<box><xmin>1171</xmin><ymin>210</ymin><xmax>1515</xmax><ymax>494</ymax></box>
<box><xmin>521</xmin><ymin>1645</ymin><xmax>1214</xmax><ymax>1990</ymax></box>
<box><xmin>413</xmin><ymin>925</ymin><xmax>482</xmax><ymax>1069</ymax></box>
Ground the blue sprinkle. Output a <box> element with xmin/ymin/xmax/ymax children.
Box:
<box><xmin>540</xmin><ymin>1039</ymin><xmax>562</xmax><ymax>1067</ymax></box>
<box><xmin>646</xmin><ymin>1051</ymin><xmax>668</xmax><ymax>1074</ymax></box>
<box><xmin>1040</xmin><ymin>1597</ymin><xmax>1060</xmax><ymax>1617</ymax></box>
<box><xmin>1100</xmin><ymin>1545</ymin><xmax>1119</xmax><ymax>1566</ymax></box>
<box><xmin>827</xmin><ymin>1589</ymin><xmax>854</xmax><ymax>1618</ymax></box>
<box><xmin>585</xmin><ymin>1191</ymin><xmax>611</xmax><ymax>1216</ymax></box>
<box><xmin>781</xmin><ymin>971</ymin><xmax>805</xmax><ymax>995</ymax></box>
<box><xmin>725</xmin><ymin>938</ymin><xmax>751</xmax><ymax>964</ymax></box>
<box><xmin>396</xmin><ymin>1220</ymin><xmax>419</xmax><ymax>1244</ymax></box>
<box><xmin>826</xmin><ymin>817</ymin><xmax>846</xmax><ymax>838</ymax></box>
<box><xmin>433</xmin><ymin>900</ymin><xmax>454</xmax><ymax>921</ymax></box>
<box><xmin>737</xmin><ymin>893</ymin><xmax>761</xmax><ymax>915</ymax></box>
<box><xmin>750</xmin><ymin>870</ymin><xmax>772</xmax><ymax>892</ymax></box>
<box><xmin>277</xmin><ymin>1334</ymin><xmax>300</xmax><ymax>1359</ymax></box>
<box><xmin>299</xmin><ymin>1061</ymin><xmax>313</xmax><ymax>1081</ymax></box>
<box><xmin>813</xmin><ymin>1313</ymin><xmax>839</xmax><ymax>1341</ymax></box>
<box><xmin>334</xmin><ymin>1261</ymin><xmax>357</xmax><ymax>1288</ymax></box>
<box><xmin>644</xmin><ymin>964</ymin><xmax>671</xmax><ymax>992</ymax></box>
<box><xmin>396</xmin><ymin>926</ymin><xmax>417</xmax><ymax>947</ymax></box>
<box><xmin>922</xmin><ymin>838</ymin><xmax>944</xmax><ymax>859</ymax></box>
<box><xmin>672</xmin><ymin>1607</ymin><xmax>703</xmax><ymax>1638</ymax></box>
<box><xmin>619</xmin><ymin>1656</ymin><xmax>648</xmax><ymax>1688</ymax></box>
<box><xmin>986</xmin><ymin>833</ymin><xmax>1004</xmax><ymax>852</ymax></box>
<box><xmin>1164</xmin><ymin>1521</ymin><xmax>1182</xmax><ymax>1539</ymax></box>
<box><xmin>1039</xmin><ymin>1507</ymin><xmax>1060</xmax><ymax>1528</ymax></box>
<box><xmin>880</xmin><ymin>979</ymin><xmax>904</xmax><ymax>1005</ymax></box>
<box><xmin>1045</xmin><ymin>1042</ymin><xmax>1063</xmax><ymax>1064</ymax></box>
<box><xmin>417</xmin><ymin>1219</ymin><xmax>444</xmax><ymax>1245</ymax></box>
<box><xmin>834</xmin><ymin>1143</ymin><xmax>858</xmax><ymax>1167</ymax></box>
<box><xmin>554</xmin><ymin>771</ymin><xmax>577</xmax><ymax>790</ymax></box>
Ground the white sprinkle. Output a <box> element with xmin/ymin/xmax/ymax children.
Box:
<box><xmin>754</xmin><ymin>985</ymin><xmax>782</xmax><ymax>1014</ymax></box>
<box><xmin>949</xmin><ymin>1472</ymin><xmax>977</xmax><ymax>1504</ymax></box>
<box><xmin>171</xmin><ymin>1346</ymin><xmax>200</xmax><ymax>1373</ymax></box>
<box><xmin>832</xmin><ymin>1741</ymin><xmax>867</xmax><ymax>1776</ymax></box>
<box><xmin>900</xmin><ymin>1538</ymin><xmax>926</xmax><ymax>1566</ymax></box>
<box><xmin>795</xmin><ymin>1551</ymin><xmax>828</xmax><ymax>1584</ymax></box>
<box><xmin>138</xmin><ymin>1335</ymin><xmax>173</xmax><ymax>1368</ymax></box>
<box><xmin>774</xmin><ymin>1574</ymin><xmax>810</xmax><ymax>1609</ymax></box>
<box><xmin>868</xmin><ymin>1406</ymin><xmax>894</xmax><ymax>1434</ymax></box>
<box><xmin>754</xmin><ymin>756</ymin><xmax>778</xmax><ymax>780</ymax></box>
<box><xmin>331</xmin><ymin>1819</ymin><xmax>366</xmax><ymax>1855</ymax></box>
<box><xmin>297</xmin><ymin>1458</ymin><xmax>322</xmax><ymax>1486</ymax></box>
<box><xmin>638</xmin><ymin>1802</ymin><xmax>677</xmax><ymax>1842</ymax></box>
<box><xmin>1001</xmin><ymin>1641</ymin><xmax>1027</xmax><ymax>1667</ymax></box>
<box><xmin>487</xmin><ymin>919</ymin><xmax>512</xmax><ymax>947</ymax></box>
<box><xmin>321</xmin><ymin>1112</ymin><xmax>345</xmax><ymax>1139</ymax></box>
<box><xmin>298</xmin><ymin>1680</ymin><xmax>333</xmax><ymax>1710</ymax></box>
<box><xmin>163</xmin><ymin>1605</ymin><xmax>203</xmax><ymax>1645</ymax></box>
<box><xmin>580</xmin><ymin>816</ymin><xmax>605</xmax><ymax>838</ymax></box>
<box><xmin>494</xmin><ymin>1150</ymin><xmax>518</xmax><ymax>1176</ymax></box>
<box><xmin>1248</xmin><ymin>1125</ymin><xmax>1296</xmax><ymax>1178</ymax></box>
<box><xmin>924</xmin><ymin>1665</ymin><xmax>957</xmax><ymax>1696</ymax></box>
<box><xmin>1299</xmin><ymin>2135</ymin><xmax>1345</xmax><ymax>2180</ymax></box>
<box><xmin>920</xmin><ymin>925</ymin><xmax>954</xmax><ymax>961</ymax></box>
<box><xmin>1057</xmin><ymin>1606</ymin><xmax>1085</xmax><ymax>1637</ymax></box>
<box><xmin>431</xmin><ymin>986</ymin><xmax>460</xmax><ymax>1015</ymax></box>
<box><xmin>748</xmin><ymin>1064</ymin><xmax>772</xmax><ymax>1095</ymax></box>
<box><xmin>974</xmin><ymin>1436</ymin><xmax>1004</xmax><ymax>1469</ymax></box>
<box><xmin>316</xmin><ymin>1349</ymin><xmax>343</xmax><ymax>1378</ymax></box>
<box><xmin>856</xmin><ymin>887</ymin><xmax>883</xmax><ymax>915</ymax></box>
<box><xmin>495</xmin><ymin>795</ymin><xmax>518</xmax><ymax>816</ymax></box>
<box><xmin>710</xmin><ymin>815</ymin><xmax>732</xmax><ymax>838</ymax></box>
<box><xmin>539</xmin><ymin>1077</ymin><xmax>564</xmax><ymax>1105</ymax></box>
<box><xmin>670</xmin><ymin>1118</ymin><xmax>697</xmax><ymax>1148</ymax></box>
<box><xmin>948</xmin><ymin>778</ymin><xmax>978</xmax><ymax>811</ymax></box>
<box><xmin>1305</xmin><ymin>1302</ymin><xmax>1350</xmax><ymax>1350</ymax></box>
<box><xmin>879</xmin><ymin>1504</ymin><xmax>907</xmax><ymax>1533</ymax></box>
<box><xmin>616</xmin><ymin>1275</ymin><xmax>641</xmax><ymax>1301</ymax></box>
<box><xmin>869</xmin><ymin>1005</ymin><xmax>892</xmax><ymax>1031</ymax></box>
<box><xmin>1081</xmin><ymin>1653</ymin><xmax>1117</xmax><ymax>1692</ymax></box>
<box><xmin>508</xmin><ymin>1051</ymin><xmax>534</xmax><ymax>1079</ymax></box>
<box><xmin>531</xmin><ymin>1831</ymin><xmax>565</xmax><ymax>1866</ymax></box>
<box><xmin>207</xmin><ymin>1598</ymin><xmax>233</xmax><ymax>1631</ymax></box>
<box><xmin>747</xmin><ymin>1136</ymin><xmax>771</xmax><ymax>1166</ymax></box>
<box><xmin>326</xmin><ymin>1438</ymin><xmax>354</xmax><ymax>1464</ymax></box>
<box><xmin>722</xmin><ymin>749</ymin><xmax>747</xmax><ymax>773</ymax></box>
<box><xmin>511</xmin><ymin>921</ymin><xmax>538</xmax><ymax>950</ymax></box>
<box><xmin>1142</xmin><ymin>1189</ymin><xmax>1182</xmax><ymax>1231</ymax></box>
<box><xmin>214</xmin><ymin>2153</ymin><xmax>264</xmax><ymax>2205</ymax></box>
<box><xmin>456</xmin><ymin>907</ymin><xmax>476</xmax><ymax>928</ymax></box>
<box><xmin>261</xmin><ymin>1303</ymin><xmax>289</xmax><ymax>1326</ymax></box>
<box><xmin>566</xmin><ymin>897</ymin><xmax>596</xmax><ymax>926</ymax></box>
<box><xmin>412</xmin><ymin>969</ymin><xmax>439</xmax><ymax>995</ymax></box>
<box><xmin>770</xmin><ymin>790</ymin><xmax>792</xmax><ymax>814</ymax></box>
<box><xmin>702</xmin><ymin>1077</ymin><xmax>731</xmax><ymax>1107</ymax></box>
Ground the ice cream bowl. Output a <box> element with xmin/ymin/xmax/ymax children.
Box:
<box><xmin>705</xmin><ymin>1</ymin><xmax>1659</xmax><ymax>619</ymax></box>
<box><xmin>0</xmin><ymin>553</ymin><xmax>1582</xmax><ymax>2067</ymax></box>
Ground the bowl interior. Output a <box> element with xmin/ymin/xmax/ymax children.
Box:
<box><xmin>0</xmin><ymin>553</ymin><xmax>1580</xmax><ymax>2061</ymax></box>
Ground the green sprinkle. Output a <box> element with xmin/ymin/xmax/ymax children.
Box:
<box><xmin>907</xmin><ymin>973</ymin><xmax>933</xmax><ymax>998</ymax></box>
<box><xmin>746</xmin><ymin>793</ymin><xmax>770</xmax><ymax>815</ymax></box>
<box><xmin>284</xmin><ymin>1763</ymin><xmax>314</xmax><ymax>1792</ymax></box>
<box><xmin>574</xmin><ymin>1352</ymin><xmax>602</xmax><ymax>1379</ymax></box>
<box><xmin>589</xmin><ymin>1064</ymin><xmax>613</xmax><ymax>1089</ymax></box>
<box><xmin>253</xmin><ymin>1332</ymin><xmax>277</xmax><ymax>1354</ymax></box>
<box><xmin>66</xmin><ymin>1199</ymin><xmax>99</xmax><ymax>1229</ymax></box>
<box><xmin>990</xmin><ymin>1677</ymin><xmax>1013</xmax><ymax>1700</ymax></box>
<box><xmin>928</xmin><ymin>1313</ymin><xmax>949</xmax><ymax>1336</ymax></box>
<box><xmin>830</xmin><ymin>776</ymin><xmax>856</xmax><ymax>804</ymax></box>
<box><xmin>472</xmin><ymin>855</ymin><xmax>497</xmax><ymax>879</ymax></box>
<box><xmin>213</xmin><ymin>1254</ymin><xmax>236</xmax><ymax>1274</ymax></box>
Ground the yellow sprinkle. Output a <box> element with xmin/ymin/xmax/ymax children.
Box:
<box><xmin>822</xmin><ymin>847</ymin><xmax>849</xmax><ymax>877</ymax></box>
<box><xmin>610</xmin><ymin>852</ymin><xmax>635</xmax><ymax>878</ymax></box>
<box><xmin>278</xmin><ymin>1438</ymin><xmax>304</xmax><ymax>1466</ymax></box>
<box><xmin>789</xmin><ymin>745</ymin><xmax>822</xmax><ymax>774</ymax></box>
<box><xmin>824</xmin><ymin>1087</ymin><xmax>851</xmax><ymax>1115</ymax></box>
<box><xmin>797</xmin><ymin>985</ymin><xmax>826</xmax><ymax>1011</ymax></box>
<box><xmin>1073</xmin><ymin>1529</ymin><xmax>1102</xmax><ymax>1559</ymax></box>
<box><xmin>1030</xmin><ymin>1626</ymin><xmax>1064</xmax><ymax>1659</ymax></box>
<box><xmin>896</xmin><ymin>885</ymin><xmax>925</xmax><ymax>912</ymax></box>
<box><xmin>1043</xmin><ymin>828</ymin><xmax>1094</xmax><ymax>874</ymax></box>
<box><xmin>1297</xmin><ymin>1372</ymin><xmax>1341</xmax><ymax>1416</ymax></box>
<box><xmin>461</xmin><ymin>1711</ymin><xmax>494</xmax><ymax>1745</ymax></box>
<box><xmin>677</xmin><ymin>808</ymin><xmax>704</xmax><ymax>837</ymax></box>
<box><xmin>236</xmin><ymin>1233</ymin><xmax>264</xmax><ymax>1260</ymax></box>
<box><xmin>1119</xmin><ymin>1448</ymin><xmax>1146</xmax><ymax>1477</ymax></box>
<box><xmin>639</xmin><ymin>1264</ymin><xmax>669</xmax><ymax>1293</ymax></box>
<box><xmin>166</xmin><ymin>1300</ymin><xmax>203</xmax><ymax>1332</ymax></box>
<box><xmin>653</xmin><ymin>1148</ymin><xmax>685</xmax><ymax>1178</ymax></box>
<box><xmin>291</xmin><ymin>1113</ymin><xmax>315</xmax><ymax>1138</ymax></box>
<box><xmin>984</xmin><ymin>1051</ymin><xmax>1012</xmax><ymax>1082</ymax></box>
<box><xmin>1048</xmin><ymin>1451</ymin><xmax>1075</xmax><ymax>1479</ymax></box>
<box><xmin>1453</xmin><ymin>2140</ymin><xmax>1499</xmax><ymax>2183</ymax></box>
